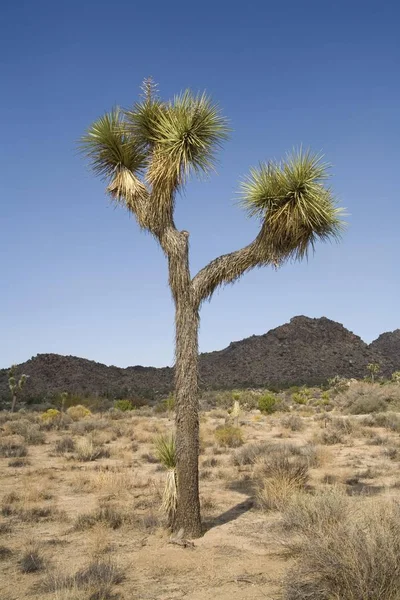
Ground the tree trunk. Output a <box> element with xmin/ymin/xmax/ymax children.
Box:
<box><xmin>167</xmin><ymin>230</ymin><xmax>202</xmax><ymax>538</ymax></box>
<box><xmin>174</xmin><ymin>300</ymin><xmax>202</xmax><ymax>537</ymax></box>
<box><xmin>11</xmin><ymin>393</ymin><xmax>17</xmax><ymax>413</ymax></box>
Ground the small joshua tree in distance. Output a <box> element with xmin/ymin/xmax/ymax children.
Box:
<box><xmin>8</xmin><ymin>365</ymin><xmax>29</xmax><ymax>413</ymax></box>
<box><xmin>367</xmin><ymin>362</ymin><xmax>381</xmax><ymax>383</ymax></box>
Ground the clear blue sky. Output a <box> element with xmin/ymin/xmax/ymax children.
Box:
<box><xmin>1</xmin><ymin>0</ymin><xmax>399</xmax><ymax>369</ymax></box>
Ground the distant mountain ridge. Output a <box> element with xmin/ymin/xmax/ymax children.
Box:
<box><xmin>0</xmin><ymin>316</ymin><xmax>399</xmax><ymax>403</ymax></box>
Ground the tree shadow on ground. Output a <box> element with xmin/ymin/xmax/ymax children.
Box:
<box><xmin>203</xmin><ymin>498</ymin><xmax>254</xmax><ymax>532</ymax></box>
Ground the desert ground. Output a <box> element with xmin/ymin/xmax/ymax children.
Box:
<box><xmin>1</xmin><ymin>380</ymin><xmax>400</xmax><ymax>600</ymax></box>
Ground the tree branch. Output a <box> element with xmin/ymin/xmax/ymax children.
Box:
<box><xmin>192</xmin><ymin>224</ymin><xmax>276</xmax><ymax>307</ymax></box>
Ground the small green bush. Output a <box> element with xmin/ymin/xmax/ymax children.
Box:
<box><xmin>215</xmin><ymin>425</ymin><xmax>244</xmax><ymax>448</ymax></box>
<box><xmin>114</xmin><ymin>399</ymin><xmax>134</xmax><ymax>412</ymax></box>
<box><xmin>258</xmin><ymin>393</ymin><xmax>277</xmax><ymax>414</ymax></box>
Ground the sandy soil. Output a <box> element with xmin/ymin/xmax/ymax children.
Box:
<box><xmin>1</xmin><ymin>406</ymin><xmax>400</xmax><ymax>599</ymax></box>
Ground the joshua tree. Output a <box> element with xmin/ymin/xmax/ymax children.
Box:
<box><xmin>367</xmin><ymin>362</ymin><xmax>381</xmax><ymax>383</ymax></box>
<box><xmin>8</xmin><ymin>365</ymin><xmax>28</xmax><ymax>412</ymax></box>
<box><xmin>80</xmin><ymin>79</ymin><xmax>345</xmax><ymax>537</ymax></box>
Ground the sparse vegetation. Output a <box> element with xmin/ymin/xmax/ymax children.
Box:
<box><xmin>256</xmin><ymin>453</ymin><xmax>309</xmax><ymax>511</ymax></box>
<box><xmin>74</xmin><ymin>436</ymin><xmax>110</xmax><ymax>461</ymax></box>
<box><xmin>114</xmin><ymin>399</ymin><xmax>135</xmax><ymax>412</ymax></box>
<box><xmin>283</xmin><ymin>494</ymin><xmax>400</xmax><ymax>600</ymax></box>
<box><xmin>215</xmin><ymin>425</ymin><xmax>244</xmax><ymax>448</ymax></box>
<box><xmin>2</xmin><ymin>378</ymin><xmax>400</xmax><ymax>598</ymax></box>
<box><xmin>66</xmin><ymin>405</ymin><xmax>92</xmax><ymax>421</ymax></box>
<box><xmin>258</xmin><ymin>393</ymin><xmax>277</xmax><ymax>414</ymax></box>
<box><xmin>19</xmin><ymin>544</ymin><xmax>45</xmax><ymax>573</ymax></box>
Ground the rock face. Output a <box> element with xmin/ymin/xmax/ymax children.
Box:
<box><xmin>0</xmin><ymin>316</ymin><xmax>397</xmax><ymax>402</ymax></box>
<box><xmin>370</xmin><ymin>330</ymin><xmax>400</xmax><ymax>371</ymax></box>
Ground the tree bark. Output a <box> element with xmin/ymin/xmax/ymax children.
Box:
<box><xmin>174</xmin><ymin>299</ymin><xmax>202</xmax><ymax>537</ymax></box>
<box><xmin>166</xmin><ymin>229</ymin><xmax>202</xmax><ymax>538</ymax></box>
<box><xmin>11</xmin><ymin>393</ymin><xmax>17</xmax><ymax>413</ymax></box>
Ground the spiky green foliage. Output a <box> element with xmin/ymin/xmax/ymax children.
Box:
<box><xmin>147</xmin><ymin>91</ymin><xmax>229</xmax><ymax>183</ymax></box>
<box><xmin>154</xmin><ymin>434</ymin><xmax>177</xmax><ymax>526</ymax></box>
<box><xmin>155</xmin><ymin>434</ymin><xmax>176</xmax><ymax>469</ymax></box>
<box><xmin>241</xmin><ymin>149</ymin><xmax>345</xmax><ymax>260</ymax></box>
<box><xmin>80</xmin><ymin>108</ymin><xmax>146</xmax><ymax>180</ymax></box>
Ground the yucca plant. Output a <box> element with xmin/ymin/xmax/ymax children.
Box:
<box><xmin>154</xmin><ymin>434</ymin><xmax>177</xmax><ymax>527</ymax></box>
<box><xmin>80</xmin><ymin>79</ymin><xmax>346</xmax><ymax>537</ymax></box>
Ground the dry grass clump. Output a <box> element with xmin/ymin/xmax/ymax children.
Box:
<box><xmin>74</xmin><ymin>436</ymin><xmax>110</xmax><ymax>462</ymax></box>
<box><xmin>283</xmin><ymin>494</ymin><xmax>400</xmax><ymax>600</ymax></box>
<box><xmin>55</xmin><ymin>436</ymin><xmax>75</xmax><ymax>454</ymax></box>
<box><xmin>368</xmin><ymin>412</ymin><xmax>400</xmax><ymax>432</ymax></box>
<box><xmin>314</xmin><ymin>427</ymin><xmax>345</xmax><ymax>445</ymax></box>
<box><xmin>281</xmin><ymin>487</ymin><xmax>347</xmax><ymax>537</ymax></box>
<box><xmin>256</xmin><ymin>452</ymin><xmax>309</xmax><ymax>511</ymax></box>
<box><xmin>339</xmin><ymin>381</ymin><xmax>400</xmax><ymax>415</ymax></box>
<box><xmin>0</xmin><ymin>545</ymin><xmax>12</xmax><ymax>560</ymax></box>
<box><xmin>232</xmin><ymin>441</ymin><xmax>272</xmax><ymax>466</ymax></box>
<box><xmin>215</xmin><ymin>425</ymin><xmax>244</xmax><ymax>448</ymax></box>
<box><xmin>70</xmin><ymin>418</ymin><xmax>111</xmax><ymax>435</ymax></box>
<box><xmin>280</xmin><ymin>414</ymin><xmax>305</xmax><ymax>431</ymax></box>
<box><xmin>41</xmin><ymin>558</ymin><xmax>124</xmax><ymax>599</ymax></box>
<box><xmin>0</xmin><ymin>436</ymin><xmax>28</xmax><ymax>457</ymax></box>
<box><xmin>19</xmin><ymin>543</ymin><xmax>46</xmax><ymax>573</ymax></box>
<box><xmin>0</xmin><ymin>522</ymin><xmax>12</xmax><ymax>534</ymax></box>
<box><xmin>75</xmin><ymin>505</ymin><xmax>126</xmax><ymax>531</ymax></box>
<box><xmin>3</xmin><ymin>419</ymin><xmax>45</xmax><ymax>444</ymax></box>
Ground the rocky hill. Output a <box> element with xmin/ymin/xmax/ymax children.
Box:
<box><xmin>370</xmin><ymin>330</ymin><xmax>400</xmax><ymax>371</ymax></box>
<box><xmin>0</xmin><ymin>316</ymin><xmax>397</xmax><ymax>404</ymax></box>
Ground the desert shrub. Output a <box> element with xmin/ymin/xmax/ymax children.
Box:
<box><xmin>258</xmin><ymin>393</ymin><xmax>277</xmax><ymax>414</ymax></box>
<box><xmin>154</xmin><ymin>394</ymin><xmax>175</xmax><ymax>414</ymax></box>
<box><xmin>202</xmin><ymin>456</ymin><xmax>220</xmax><ymax>468</ymax></box>
<box><xmin>40</xmin><ymin>408</ymin><xmax>61</xmax><ymax>425</ymax></box>
<box><xmin>4</xmin><ymin>418</ymin><xmax>46</xmax><ymax>444</ymax></box>
<box><xmin>113</xmin><ymin>399</ymin><xmax>134</xmax><ymax>412</ymax></box>
<box><xmin>371</xmin><ymin>412</ymin><xmax>400</xmax><ymax>432</ymax></box>
<box><xmin>0</xmin><ymin>437</ymin><xmax>28</xmax><ymax>458</ymax></box>
<box><xmin>315</xmin><ymin>427</ymin><xmax>344</xmax><ymax>445</ymax></box>
<box><xmin>75</xmin><ymin>436</ymin><xmax>110</xmax><ymax>462</ymax></box>
<box><xmin>66</xmin><ymin>405</ymin><xmax>92</xmax><ymax>421</ymax></box>
<box><xmin>338</xmin><ymin>381</ymin><xmax>400</xmax><ymax>414</ymax></box>
<box><xmin>215</xmin><ymin>425</ymin><xmax>244</xmax><ymax>448</ymax></box>
<box><xmin>283</xmin><ymin>497</ymin><xmax>400</xmax><ymax>600</ymax></box>
<box><xmin>19</xmin><ymin>545</ymin><xmax>45</xmax><ymax>573</ymax></box>
<box><xmin>24</xmin><ymin>426</ymin><xmax>46</xmax><ymax>445</ymax></box>
<box><xmin>281</xmin><ymin>487</ymin><xmax>347</xmax><ymax>536</ymax></box>
<box><xmin>70</xmin><ymin>418</ymin><xmax>109</xmax><ymax>435</ymax></box>
<box><xmin>392</xmin><ymin>371</ymin><xmax>400</xmax><ymax>384</ymax></box>
<box><xmin>55</xmin><ymin>436</ymin><xmax>75</xmax><ymax>454</ymax></box>
<box><xmin>0</xmin><ymin>522</ymin><xmax>12</xmax><ymax>534</ymax></box>
<box><xmin>348</xmin><ymin>395</ymin><xmax>388</xmax><ymax>415</ymax></box>
<box><xmin>41</xmin><ymin>558</ymin><xmax>124</xmax><ymax>597</ymax></box>
<box><xmin>330</xmin><ymin>416</ymin><xmax>355</xmax><ymax>434</ymax></box>
<box><xmin>8</xmin><ymin>458</ymin><xmax>30</xmax><ymax>467</ymax></box>
<box><xmin>233</xmin><ymin>442</ymin><xmax>272</xmax><ymax>466</ymax></box>
<box><xmin>256</xmin><ymin>453</ymin><xmax>309</xmax><ymax>511</ymax></box>
<box><xmin>75</xmin><ymin>506</ymin><xmax>125</xmax><ymax>530</ymax></box>
<box><xmin>281</xmin><ymin>414</ymin><xmax>304</xmax><ymax>431</ymax></box>
<box><xmin>0</xmin><ymin>545</ymin><xmax>12</xmax><ymax>560</ymax></box>
<box><xmin>291</xmin><ymin>392</ymin><xmax>307</xmax><ymax>405</ymax></box>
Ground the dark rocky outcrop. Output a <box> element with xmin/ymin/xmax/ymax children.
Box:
<box><xmin>370</xmin><ymin>330</ymin><xmax>400</xmax><ymax>371</ymax></box>
<box><xmin>0</xmin><ymin>316</ymin><xmax>397</xmax><ymax>403</ymax></box>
